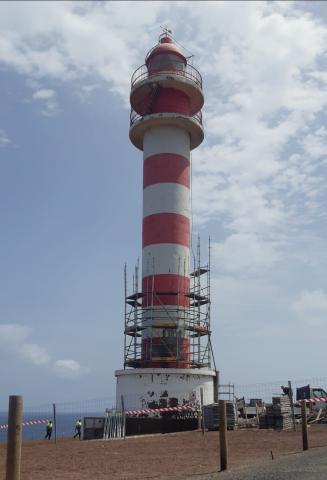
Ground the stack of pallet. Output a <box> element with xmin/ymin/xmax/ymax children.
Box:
<box><xmin>259</xmin><ymin>396</ymin><xmax>293</xmax><ymax>430</ymax></box>
<box><xmin>203</xmin><ymin>401</ymin><xmax>236</xmax><ymax>431</ymax></box>
<box><xmin>226</xmin><ymin>401</ymin><xmax>236</xmax><ymax>430</ymax></box>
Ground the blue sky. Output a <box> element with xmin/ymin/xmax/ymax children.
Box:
<box><xmin>1</xmin><ymin>1</ymin><xmax>327</xmax><ymax>408</ymax></box>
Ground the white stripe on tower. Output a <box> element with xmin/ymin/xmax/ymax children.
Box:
<box><xmin>143</xmin><ymin>126</ymin><xmax>190</xmax><ymax>158</ymax></box>
<box><xmin>142</xmin><ymin>244</ymin><xmax>190</xmax><ymax>277</ymax></box>
<box><xmin>143</xmin><ymin>183</ymin><xmax>190</xmax><ymax>218</ymax></box>
<box><xmin>143</xmin><ymin>126</ymin><xmax>190</xmax><ymax>285</ymax></box>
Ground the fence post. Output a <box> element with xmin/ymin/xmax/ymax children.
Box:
<box><xmin>6</xmin><ymin>395</ymin><xmax>23</xmax><ymax>480</ymax></box>
<box><xmin>219</xmin><ymin>400</ymin><xmax>228</xmax><ymax>471</ymax></box>
<box><xmin>301</xmin><ymin>402</ymin><xmax>308</xmax><ymax>451</ymax></box>
<box><xmin>52</xmin><ymin>404</ymin><xmax>57</xmax><ymax>444</ymax></box>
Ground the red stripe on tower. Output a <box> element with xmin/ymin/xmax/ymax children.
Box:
<box><xmin>142</xmin><ymin>274</ymin><xmax>190</xmax><ymax>307</ymax></box>
<box><xmin>143</xmin><ymin>154</ymin><xmax>190</xmax><ymax>188</ymax></box>
<box><xmin>142</xmin><ymin>213</ymin><xmax>190</xmax><ymax>248</ymax></box>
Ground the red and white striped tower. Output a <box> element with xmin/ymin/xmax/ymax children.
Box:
<box><xmin>116</xmin><ymin>33</ymin><xmax>215</xmax><ymax>410</ymax></box>
<box><xmin>131</xmin><ymin>34</ymin><xmax>203</xmax><ymax>369</ymax></box>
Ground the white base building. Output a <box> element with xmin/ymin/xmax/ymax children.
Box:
<box><xmin>115</xmin><ymin>368</ymin><xmax>216</xmax><ymax>410</ymax></box>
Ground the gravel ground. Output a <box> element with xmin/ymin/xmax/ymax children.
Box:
<box><xmin>1</xmin><ymin>426</ymin><xmax>327</xmax><ymax>479</ymax></box>
<box><xmin>195</xmin><ymin>446</ymin><xmax>327</xmax><ymax>479</ymax></box>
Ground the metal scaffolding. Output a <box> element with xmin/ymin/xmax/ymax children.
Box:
<box><xmin>123</xmin><ymin>237</ymin><xmax>212</xmax><ymax>370</ymax></box>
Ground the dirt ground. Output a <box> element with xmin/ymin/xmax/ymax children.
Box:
<box><xmin>1</xmin><ymin>425</ymin><xmax>327</xmax><ymax>479</ymax></box>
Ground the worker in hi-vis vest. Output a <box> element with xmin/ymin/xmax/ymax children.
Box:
<box><xmin>44</xmin><ymin>420</ymin><xmax>53</xmax><ymax>440</ymax></box>
<box><xmin>74</xmin><ymin>419</ymin><xmax>82</xmax><ymax>440</ymax></box>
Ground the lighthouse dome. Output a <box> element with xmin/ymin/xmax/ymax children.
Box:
<box><xmin>145</xmin><ymin>36</ymin><xmax>187</xmax><ymax>73</ymax></box>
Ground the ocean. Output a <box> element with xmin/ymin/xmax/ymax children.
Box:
<box><xmin>0</xmin><ymin>411</ymin><xmax>105</xmax><ymax>443</ymax></box>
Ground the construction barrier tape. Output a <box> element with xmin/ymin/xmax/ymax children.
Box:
<box><xmin>125</xmin><ymin>405</ymin><xmax>197</xmax><ymax>415</ymax></box>
<box><xmin>0</xmin><ymin>419</ymin><xmax>48</xmax><ymax>430</ymax></box>
<box><xmin>0</xmin><ymin>406</ymin><xmax>197</xmax><ymax>430</ymax></box>
<box><xmin>296</xmin><ymin>397</ymin><xmax>327</xmax><ymax>404</ymax></box>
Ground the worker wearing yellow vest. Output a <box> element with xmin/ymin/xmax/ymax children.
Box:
<box><xmin>44</xmin><ymin>420</ymin><xmax>53</xmax><ymax>440</ymax></box>
<box><xmin>74</xmin><ymin>418</ymin><xmax>82</xmax><ymax>440</ymax></box>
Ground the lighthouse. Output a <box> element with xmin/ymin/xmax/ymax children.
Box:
<box><xmin>115</xmin><ymin>33</ymin><xmax>216</xmax><ymax>413</ymax></box>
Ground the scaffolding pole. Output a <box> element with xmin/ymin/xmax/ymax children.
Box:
<box><xmin>123</xmin><ymin>237</ymin><xmax>212</xmax><ymax>370</ymax></box>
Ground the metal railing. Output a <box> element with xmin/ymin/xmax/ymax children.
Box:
<box><xmin>131</xmin><ymin>61</ymin><xmax>202</xmax><ymax>89</ymax></box>
<box><xmin>130</xmin><ymin>109</ymin><xmax>202</xmax><ymax>128</ymax></box>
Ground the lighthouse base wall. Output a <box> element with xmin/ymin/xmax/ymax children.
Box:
<box><xmin>115</xmin><ymin>368</ymin><xmax>216</xmax><ymax>410</ymax></box>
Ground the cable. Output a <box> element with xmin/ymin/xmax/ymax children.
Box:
<box><xmin>190</xmin><ymin>151</ymin><xmax>196</xmax><ymax>264</ymax></box>
<box><xmin>159</xmin><ymin>25</ymin><xmax>195</xmax><ymax>60</ymax></box>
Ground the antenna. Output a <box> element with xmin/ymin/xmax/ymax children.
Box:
<box><xmin>160</xmin><ymin>24</ymin><xmax>172</xmax><ymax>36</ymax></box>
<box><xmin>159</xmin><ymin>25</ymin><xmax>195</xmax><ymax>61</ymax></box>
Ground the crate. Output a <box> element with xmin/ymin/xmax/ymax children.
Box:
<box><xmin>203</xmin><ymin>402</ymin><xmax>236</xmax><ymax>431</ymax></box>
<box><xmin>83</xmin><ymin>417</ymin><xmax>105</xmax><ymax>440</ymax></box>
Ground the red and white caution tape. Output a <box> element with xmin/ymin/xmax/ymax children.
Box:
<box><xmin>0</xmin><ymin>407</ymin><xmax>197</xmax><ymax>429</ymax></box>
<box><xmin>125</xmin><ymin>405</ymin><xmax>197</xmax><ymax>415</ymax></box>
<box><xmin>0</xmin><ymin>419</ymin><xmax>48</xmax><ymax>431</ymax></box>
<box><xmin>296</xmin><ymin>397</ymin><xmax>327</xmax><ymax>404</ymax></box>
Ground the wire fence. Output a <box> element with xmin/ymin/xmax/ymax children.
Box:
<box><xmin>234</xmin><ymin>376</ymin><xmax>327</xmax><ymax>403</ymax></box>
<box><xmin>1</xmin><ymin>375</ymin><xmax>327</xmax><ymax>443</ymax></box>
<box><xmin>0</xmin><ymin>389</ymin><xmax>199</xmax><ymax>443</ymax></box>
<box><xmin>1</xmin><ymin>378</ymin><xmax>327</xmax><ymax>480</ymax></box>
<box><xmin>0</xmin><ymin>396</ymin><xmax>116</xmax><ymax>443</ymax></box>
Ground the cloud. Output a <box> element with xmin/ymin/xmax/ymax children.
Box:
<box><xmin>0</xmin><ymin>129</ymin><xmax>11</xmax><ymax>148</ymax></box>
<box><xmin>0</xmin><ymin>324</ymin><xmax>88</xmax><ymax>376</ymax></box>
<box><xmin>52</xmin><ymin>359</ymin><xmax>89</xmax><ymax>380</ymax></box>
<box><xmin>20</xmin><ymin>343</ymin><xmax>50</xmax><ymax>366</ymax></box>
<box><xmin>212</xmin><ymin>233</ymin><xmax>281</xmax><ymax>274</ymax></box>
<box><xmin>0</xmin><ymin>324</ymin><xmax>49</xmax><ymax>365</ymax></box>
<box><xmin>249</xmin><ymin>289</ymin><xmax>327</xmax><ymax>338</ymax></box>
<box><xmin>291</xmin><ymin>289</ymin><xmax>327</xmax><ymax>327</ymax></box>
<box><xmin>0</xmin><ymin>2</ymin><xmax>168</xmax><ymax>98</ymax></box>
<box><xmin>0</xmin><ymin>324</ymin><xmax>30</xmax><ymax>345</ymax></box>
<box><xmin>32</xmin><ymin>88</ymin><xmax>55</xmax><ymax>100</ymax></box>
<box><xmin>77</xmin><ymin>83</ymin><xmax>100</xmax><ymax>103</ymax></box>
<box><xmin>193</xmin><ymin>30</ymin><xmax>327</xmax><ymax>226</ymax></box>
<box><xmin>186</xmin><ymin>2</ymin><xmax>327</xmax><ymax>295</ymax></box>
<box><xmin>31</xmin><ymin>88</ymin><xmax>59</xmax><ymax>116</ymax></box>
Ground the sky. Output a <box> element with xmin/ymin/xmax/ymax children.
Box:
<box><xmin>1</xmin><ymin>1</ymin><xmax>327</xmax><ymax>408</ymax></box>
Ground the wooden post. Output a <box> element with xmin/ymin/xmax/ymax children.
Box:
<box><xmin>301</xmin><ymin>402</ymin><xmax>308</xmax><ymax>451</ymax></box>
<box><xmin>6</xmin><ymin>395</ymin><xmax>23</xmax><ymax>480</ymax></box>
<box><xmin>219</xmin><ymin>400</ymin><xmax>228</xmax><ymax>471</ymax></box>
<box><xmin>52</xmin><ymin>404</ymin><xmax>57</xmax><ymax>444</ymax></box>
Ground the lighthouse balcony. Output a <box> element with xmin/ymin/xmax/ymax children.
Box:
<box><xmin>130</xmin><ymin>108</ymin><xmax>202</xmax><ymax>126</ymax></box>
<box><xmin>129</xmin><ymin>110</ymin><xmax>204</xmax><ymax>151</ymax></box>
<box><xmin>130</xmin><ymin>62</ymin><xmax>204</xmax><ymax>115</ymax></box>
<box><xmin>132</xmin><ymin>61</ymin><xmax>202</xmax><ymax>88</ymax></box>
